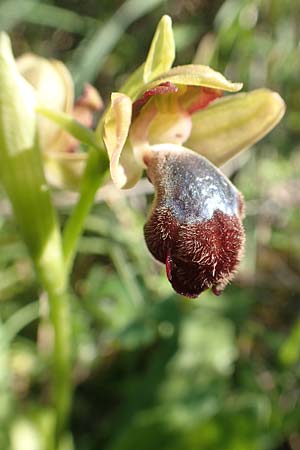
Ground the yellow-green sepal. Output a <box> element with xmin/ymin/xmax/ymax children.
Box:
<box><xmin>120</xmin><ymin>15</ymin><xmax>175</xmax><ymax>101</ymax></box>
<box><xmin>120</xmin><ymin>63</ymin><xmax>145</xmax><ymax>101</ymax></box>
<box><xmin>143</xmin><ymin>15</ymin><xmax>175</xmax><ymax>83</ymax></box>
<box><xmin>103</xmin><ymin>92</ymin><xmax>143</xmax><ymax>189</ymax></box>
<box><xmin>147</xmin><ymin>64</ymin><xmax>243</xmax><ymax>91</ymax></box>
<box><xmin>185</xmin><ymin>88</ymin><xmax>286</xmax><ymax>166</ymax></box>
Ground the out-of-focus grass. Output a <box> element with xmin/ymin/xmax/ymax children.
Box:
<box><xmin>0</xmin><ymin>0</ymin><xmax>299</xmax><ymax>449</ymax></box>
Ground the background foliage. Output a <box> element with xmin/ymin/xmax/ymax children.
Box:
<box><xmin>0</xmin><ymin>0</ymin><xmax>299</xmax><ymax>449</ymax></box>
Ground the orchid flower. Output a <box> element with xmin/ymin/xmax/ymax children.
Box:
<box><xmin>102</xmin><ymin>16</ymin><xmax>285</xmax><ymax>297</ymax></box>
<box><xmin>17</xmin><ymin>53</ymin><xmax>103</xmax><ymax>190</ymax></box>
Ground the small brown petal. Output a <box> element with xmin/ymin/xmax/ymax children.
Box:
<box><xmin>75</xmin><ymin>83</ymin><xmax>103</xmax><ymax>111</ymax></box>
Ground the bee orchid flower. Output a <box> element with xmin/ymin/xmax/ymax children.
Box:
<box><xmin>102</xmin><ymin>15</ymin><xmax>285</xmax><ymax>298</ymax></box>
<box><xmin>17</xmin><ymin>53</ymin><xmax>103</xmax><ymax>190</ymax></box>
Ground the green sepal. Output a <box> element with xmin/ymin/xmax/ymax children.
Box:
<box><xmin>186</xmin><ymin>88</ymin><xmax>286</xmax><ymax>166</ymax></box>
<box><xmin>143</xmin><ymin>15</ymin><xmax>175</xmax><ymax>83</ymax></box>
<box><xmin>147</xmin><ymin>64</ymin><xmax>243</xmax><ymax>91</ymax></box>
<box><xmin>120</xmin><ymin>63</ymin><xmax>145</xmax><ymax>101</ymax></box>
<box><xmin>120</xmin><ymin>15</ymin><xmax>175</xmax><ymax>100</ymax></box>
<box><xmin>103</xmin><ymin>92</ymin><xmax>142</xmax><ymax>188</ymax></box>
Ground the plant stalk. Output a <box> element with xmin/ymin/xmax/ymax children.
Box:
<box><xmin>48</xmin><ymin>285</ymin><xmax>72</xmax><ymax>440</ymax></box>
<box><xmin>63</xmin><ymin>145</ymin><xmax>109</xmax><ymax>274</ymax></box>
<box><xmin>34</xmin><ymin>228</ymin><xmax>71</xmax><ymax>443</ymax></box>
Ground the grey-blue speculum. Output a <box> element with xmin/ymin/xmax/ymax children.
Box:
<box><xmin>144</xmin><ymin>148</ymin><xmax>245</xmax><ymax>298</ymax></box>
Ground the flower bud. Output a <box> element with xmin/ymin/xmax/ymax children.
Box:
<box><xmin>144</xmin><ymin>147</ymin><xmax>245</xmax><ymax>297</ymax></box>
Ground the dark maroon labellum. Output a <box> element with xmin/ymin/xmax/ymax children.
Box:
<box><xmin>144</xmin><ymin>149</ymin><xmax>245</xmax><ymax>298</ymax></box>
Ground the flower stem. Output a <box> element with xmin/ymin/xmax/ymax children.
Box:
<box><xmin>47</xmin><ymin>285</ymin><xmax>72</xmax><ymax>440</ymax></box>
<box><xmin>63</xmin><ymin>145</ymin><xmax>109</xmax><ymax>275</ymax></box>
<box><xmin>34</xmin><ymin>228</ymin><xmax>71</xmax><ymax>443</ymax></box>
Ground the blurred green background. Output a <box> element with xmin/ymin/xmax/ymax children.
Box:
<box><xmin>0</xmin><ymin>0</ymin><xmax>300</xmax><ymax>449</ymax></box>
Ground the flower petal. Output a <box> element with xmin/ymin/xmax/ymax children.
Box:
<box><xmin>185</xmin><ymin>89</ymin><xmax>286</xmax><ymax>166</ymax></box>
<box><xmin>17</xmin><ymin>53</ymin><xmax>74</xmax><ymax>152</ymax></box>
<box><xmin>180</xmin><ymin>86</ymin><xmax>222</xmax><ymax>114</ymax></box>
<box><xmin>143</xmin><ymin>15</ymin><xmax>175</xmax><ymax>83</ymax></box>
<box><xmin>44</xmin><ymin>151</ymin><xmax>87</xmax><ymax>190</ymax></box>
<box><xmin>147</xmin><ymin>64</ymin><xmax>243</xmax><ymax>92</ymax></box>
<box><xmin>103</xmin><ymin>93</ymin><xmax>142</xmax><ymax>188</ymax></box>
<box><xmin>132</xmin><ymin>82</ymin><xmax>178</xmax><ymax>118</ymax></box>
<box><xmin>143</xmin><ymin>146</ymin><xmax>245</xmax><ymax>297</ymax></box>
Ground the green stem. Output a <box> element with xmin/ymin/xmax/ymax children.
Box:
<box><xmin>51</xmin><ymin>145</ymin><xmax>108</xmax><ymax>440</ymax></box>
<box><xmin>35</xmin><ymin>231</ymin><xmax>71</xmax><ymax>444</ymax></box>
<box><xmin>0</xmin><ymin>33</ymin><xmax>75</xmax><ymax>447</ymax></box>
<box><xmin>48</xmin><ymin>285</ymin><xmax>72</xmax><ymax>440</ymax></box>
<box><xmin>63</xmin><ymin>145</ymin><xmax>109</xmax><ymax>275</ymax></box>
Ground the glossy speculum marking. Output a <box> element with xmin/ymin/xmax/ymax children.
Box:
<box><xmin>144</xmin><ymin>148</ymin><xmax>245</xmax><ymax>298</ymax></box>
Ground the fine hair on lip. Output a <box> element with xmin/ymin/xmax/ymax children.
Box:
<box><xmin>144</xmin><ymin>148</ymin><xmax>245</xmax><ymax>298</ymax></box>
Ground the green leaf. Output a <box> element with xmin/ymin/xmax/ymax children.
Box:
<box><xmin>279</xmin><ymin>322</ymin><xmax>300</xmax><ymax>366</ymax></box>
<box><xmin>0</xmin><ymin>33</ymin><xmax>36</xmax><ymax>155</ymax></box>
<box><xmin>10</xmin><ymin>411</ymin><xmax>57</xmax><ymax>450</ymax></box>
<box><xmin>37</xmin><ymin>106</ymin><xmax>101</xmax><ymax>151</ymax></box>
<box><xmin>186</xmin><ymin>89</ymin><xmax>285</xmax><ymax>166</ymax></box>
<box><xmin>143</xmin><ymin>15</ymin><xmax>175</xmax><ymax>83</ymax></box>
<box><xmin>0</xmin><ymin>32</ymin><xmax>65</xmax><ymax>290</ymax></box>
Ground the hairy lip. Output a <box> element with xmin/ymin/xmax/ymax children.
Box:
<box><xmin>143</xmin><ymin>148</ymin><xmax>245</xmax><ymax>298</ymax></box>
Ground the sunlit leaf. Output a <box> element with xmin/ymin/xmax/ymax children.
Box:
<box><xmin>0</xmin><ymin>32</ymin><xmax>64</xmax><ymax>286</ymax></box>
<box><xmin>37</xmin><ymin>107</ymin><xmax>100</xmax><ymax>151</ymax></box>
